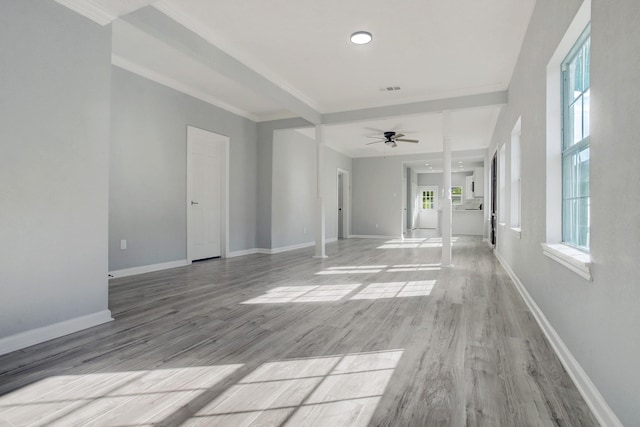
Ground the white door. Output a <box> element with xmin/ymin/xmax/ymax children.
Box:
<box><xmin>338</xmin><ymin>173</ymin><xmax>344</xmax><ymax>239</ymax></box>
<box><xmin>337</xmin><ymin>169</ymin><xmax>349</xmax><ymax>239</ymax></box>
<box><xmin>187</xmin><ymin>126</ymin><xmax>224</xmax><ymax>261</ymax></box>
<box><xmin>418</xmin><ymin>186</ymin><xmax>438</xmax><ymax>229</ymax></box>
<box><xmin>402</xmin><ymin>175</ymin><xmax>407</xmax><ymax>234</ymax></box>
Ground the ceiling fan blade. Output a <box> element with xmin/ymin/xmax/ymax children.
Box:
<box><xmin>364</xmin><ymin>126</ymin><xmax>386</xmax><ymax>134</ymax></box>
<box><xmin>365</xmin><ymin>140</ymin><xmax>382</xmax><ymax>145</ymax></box>
<box><xmin>393</xmin><ymin>133</ymin><xmax>405</xmax><ymax>139</ymax></box>
<box><xmin>365</xmin><ymin>135</ymin><xmax>384</xmax><ymax>138</ymax></box>
<box><xmin>396</xmin><ymin>138</ymin><xmax>419</xmax><ymax>143</ymax></box>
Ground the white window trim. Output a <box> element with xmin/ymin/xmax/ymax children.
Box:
<box><xmin>544</xmin><ymin>0</ymin><xmax>591</xmax><ymax>280</ymax></box>
<box><xmin>508</xmin><ymin>227</ymin><xmax>522</xmax><ymax>239</ymax></box>
<box><xmin>541</xmin><ymin>243</ymin><xmax>591</xmax><ymax>281</ymax></box>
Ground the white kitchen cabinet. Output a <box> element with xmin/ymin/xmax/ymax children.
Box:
<box><xmin>473</xmin><ymin>167</ymin><xmax>484</xmax><ymax>197</ymax></box>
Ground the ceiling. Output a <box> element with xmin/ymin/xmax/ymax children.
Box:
<box><xmin>58</xmin><ymin>0</ymin><xmax>536</xmax><ymax>156</ymax></box>
<box><xmin>295</xmin><ymin>107</ymin><xmax>501</xmax><ymax>158</ymax></box>
<box><xmin>157</xmin><ymin>0</ymin><xmax>533</xmax><ymax>113</ymax></box>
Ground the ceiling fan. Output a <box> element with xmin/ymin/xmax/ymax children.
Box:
<box><xmin>366</xmin><ymin>131</ymin><xmax>419</xmax><ymax>148</ymax></box>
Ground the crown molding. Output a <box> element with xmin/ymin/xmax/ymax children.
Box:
<box><xmin>54</xmin><ymin>0</ymin><xmax>116</xmax><ymax>25</ymax></box>
<box><xmin>112</xmin><ymin>54</ymin><xmax>261</xmax><ymax>122</ymax></box>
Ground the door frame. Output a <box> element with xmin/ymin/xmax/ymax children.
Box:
<box><xmin>490</xmin><ymin>150</ymin><xmax>498</xmax><ymax>246</ymax></box>
<box><xmin>417</xmin><ymin>185</ymin><xmax>439</xmax><ymax>228</ymax></box>
<box><xmin>186</xmin><ymin>125</ymin><xmax>230</xmax><ymax>262</ymax></box>
<box><xmin>336</xmin><ymin>168</ymin><xmax>350</xmax><ymax>239</ymax></box>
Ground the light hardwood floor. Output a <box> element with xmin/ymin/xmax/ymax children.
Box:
<box><xmin>0</xmin><ymin>235</ymin><xmax>598</xmax><ymax>426</ymax></box>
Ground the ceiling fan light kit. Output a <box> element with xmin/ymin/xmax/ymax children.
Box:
<box><xmin>350</xmin><ymin>31</ymin><xmax>372</xmax><ymax>44</ymax></box>
<box><xmin>365</xmin><ymin>131</ymin><xmax>419</xmax><ymax>148</ymax></box>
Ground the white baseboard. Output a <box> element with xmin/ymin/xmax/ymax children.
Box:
<box><xmin>109</xmin><ymin>259</ymin><xmax>189</xmax><ymax>279</ymax></box>
<box><xmin>0</xmin><ymin>310</ymin><xmax>113</xmax><ymax>356</ymax></box>
<box><xmin>350</xmin><ymin>234</ymin><xmax>396</xmax><ymax>239</ymax></box>
<box><xmin>260</xmin><ymin>241</ymin><xmax>315</xmax><ymax>254</ymax></box>
<box><xmin>227</xmin><ymin>248</ymin><xmax>260</xmax><ymax>258</ymax></box>
<box><xmin>253</xmin><ymin>238</ymin><xmax>340</xmax><ymax>255</ymax></box>
<box><xmin>494</xmin><ymin>251</ymin><xmax>622</xmax><ymax>427</ymax></box>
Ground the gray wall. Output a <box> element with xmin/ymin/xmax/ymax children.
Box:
<box><xmin>271</xmin><ymin>130</ymin><xmax>316</xmax><ymax>248</ymax></box>
<box><xmin>270</xmin><ymin>129</ymin><xmax>352</xmax><ymax>248</ymax></box>
<box><xmin>256</xmin><ymin>119</ymin><xmax>313</xmax><ymax>249</ymax></box>
<box><xmin>352</xmin><ymin>156</ymin><xmax>404</xmax><ymax>236</ymax></box>
<box><xmin>0</xmin><ymin>1</ymin><xmax>111</xmax><ymax>337</ymax></box>
<box><xmin>109</xmin><ymin>67</ymin><xmax>257</xmax><ymax>270</ymax></box>
<box><xmin>324</xmin><ymin>146</ymin><xmax>353</xmax><ymax>240</ymax></box>
<box><xmin>490</xmin><ymin>0</ymin><xmax>640</xmax><ymax>424</ymax></box>
<box><xmin>418</xmin><ymin>172</ymin><xmax>443</xmax><ymax>189</ymax></box>
<box><xmin>353</xmin><ymin>152</ymin><xmax>485</xmax><ymax>237</ymax></box>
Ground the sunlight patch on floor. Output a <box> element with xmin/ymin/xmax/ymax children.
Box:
<box><xmin>350</xmin><ymin>281</ymin><xmax>436</xmax><ymax>300</ymax></box>
<box><xmin>378</xmin><ymin>237</ymin><xmax>459</xmax><ymax>249</ymax></box>
<box><xmin>316</xmin><ymin>266</ymin><xmax>385</xmax><ymax>275</ymax></box>
<box><xmin>185</xmin><ymin>349</ymin><xmax>404</xmax><ymax>427</ymax></box>
<box><xmin>316</xmin><ymin>264</ymin><xmax>441</xmax><ymax>276</ymax></box>
<box><xmin>0</xmin><ymin>365</ymin><xmax>242</xmax><ymax>427</ymax></box>
<box><xmin>241</xmin><ymin>284</ymin><xmax>361</xmax><ymax>304</ymax></box>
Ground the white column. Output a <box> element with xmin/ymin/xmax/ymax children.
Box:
<box><xmin>441</xmin><ymin>111</ymin><xmax>453</xmax><ymax>267</ymax></box>
<box><xmin>314</xmin><ymin>124</ymin><xmax>327</xmax><ymax>258</ymax></box>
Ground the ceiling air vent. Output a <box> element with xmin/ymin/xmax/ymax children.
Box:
<box><xmin>381</xmin><ymin>86</ymin><xmax>401</xmax><ymax>92</ymax></box>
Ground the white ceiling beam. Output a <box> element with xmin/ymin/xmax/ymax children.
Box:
<box><xmin>322</xmin><ymin>91</ymin><xmax>508</xmax><ymax>125</ymax></box>
<box><xmin>54</xmin><ymin>0</ymin><xmax>158</xmax><ymax>25</ymax></box>
<box><xmin>53</xmin><ymin>0</ymin><xmax>116</xmax><ymax>25</ymax></box>
<box><xmin>122</xmin><ymin>7</ymin><xmax>322</xmax><ymax>124</ymax></box>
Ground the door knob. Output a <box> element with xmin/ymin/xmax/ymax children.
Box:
<box><xmin>191</xmin><ymin>201</ymin><xmax>199</xmax><ymax>205</ymax></box>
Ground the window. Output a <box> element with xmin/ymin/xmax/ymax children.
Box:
<box><xmin>562</xmin><ymin>26</ymin><xmax>590</xmax><ymax>251</ymax></box>
<box><xmin>543</xmin><ymin>1</ymin><xmax>591</xmax><ymax>280</ymax></box>
<box><xmin>422</xmin><ymin>189</ymin><xmax>435</xmax><ymax>209</ymax></box>
<box><xmin>498</xmin><ymin>144</ymin><xmax>506</xmax><ymax>224</ymax></box>
<box><xmin>510</xmin><ymin>118</ymin><xmax>521</xmax><ymax>229</ymax></box>
<box><xmin>451</xmin><ymin>186</ymin><xmax>463</xmax><ymax>205</ymax></box>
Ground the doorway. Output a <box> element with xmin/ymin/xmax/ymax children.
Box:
<box><xmin>337</xmin><ymin>169</ymin><xmax>349</xmax><ymax>239</ymax></box>
<box><xmin>491</xmin><ymin>151</ymin><xmax>498</xmax><ymax>246</ymax></box>
<box><xmin>417</xmin><ymin>186</ymin><xmax>438</xmax><ymax>229</ymax></box>
<box><xmin>187</xmin><ymin>126</ymin><xmax>229</xmax><ymax>262</ymax></box>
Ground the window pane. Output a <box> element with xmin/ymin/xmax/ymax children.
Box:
<box><xmin>566</xmin><ymin>96</ymin><xmax>584</xmax><ymax>147</ymax></box>
<box><xmin>578</xmin><ymin>147</ymin><xmax>589</xmax><ymax>197</ymax></box>
<box><xmin>583</xmin><ymin>88</ymin><xmax>590</xmax><ymax>139</ymax></box>
<box><xmin>583</xmin><ymin>38</ymin><xmax>590</xmax><ymax>89</ymax></box>
<box><xmin>562</xmin><ymin>146</ymin><xmax>590</xmax><ymax>249</ymax></box>
<box><xmin>564</xmin><ymin>196</ymin><xmax>590</xmax><ymax>249</ymax></box>
<box><xmin>568</xmin><ymin>52</ymin><xmax>584</xmax><ymax>101</ymax></box>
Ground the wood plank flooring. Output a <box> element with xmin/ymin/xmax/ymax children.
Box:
<box><xmin>0</xmin><ymin>235</ymin><xmax>598</xmax><ymax>426</ymax></box>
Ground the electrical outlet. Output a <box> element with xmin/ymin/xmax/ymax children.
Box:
<box><xmin>375</xmin><ymin>223</ymin><xmax>379</xmax><ymax>229</ymax></box>
<box><xmin>120</xmin><ymin>239</ymin><xmax>127</xmax><ymax>250</ymax></box>
<box><xmin>303</xmin><ymin>226</ymin><xmax>307</xmax><ymax>234</ymax></box>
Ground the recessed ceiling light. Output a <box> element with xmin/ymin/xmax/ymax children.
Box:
<box><xmin>350</xmin><ymin>31</ymin><xmax>372</xmax><ymax>45</ymax></box>
<box><xmin>425</xmin><ymin>163</ymin><xmax>429</xmax><ymax>166</ymax></box>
